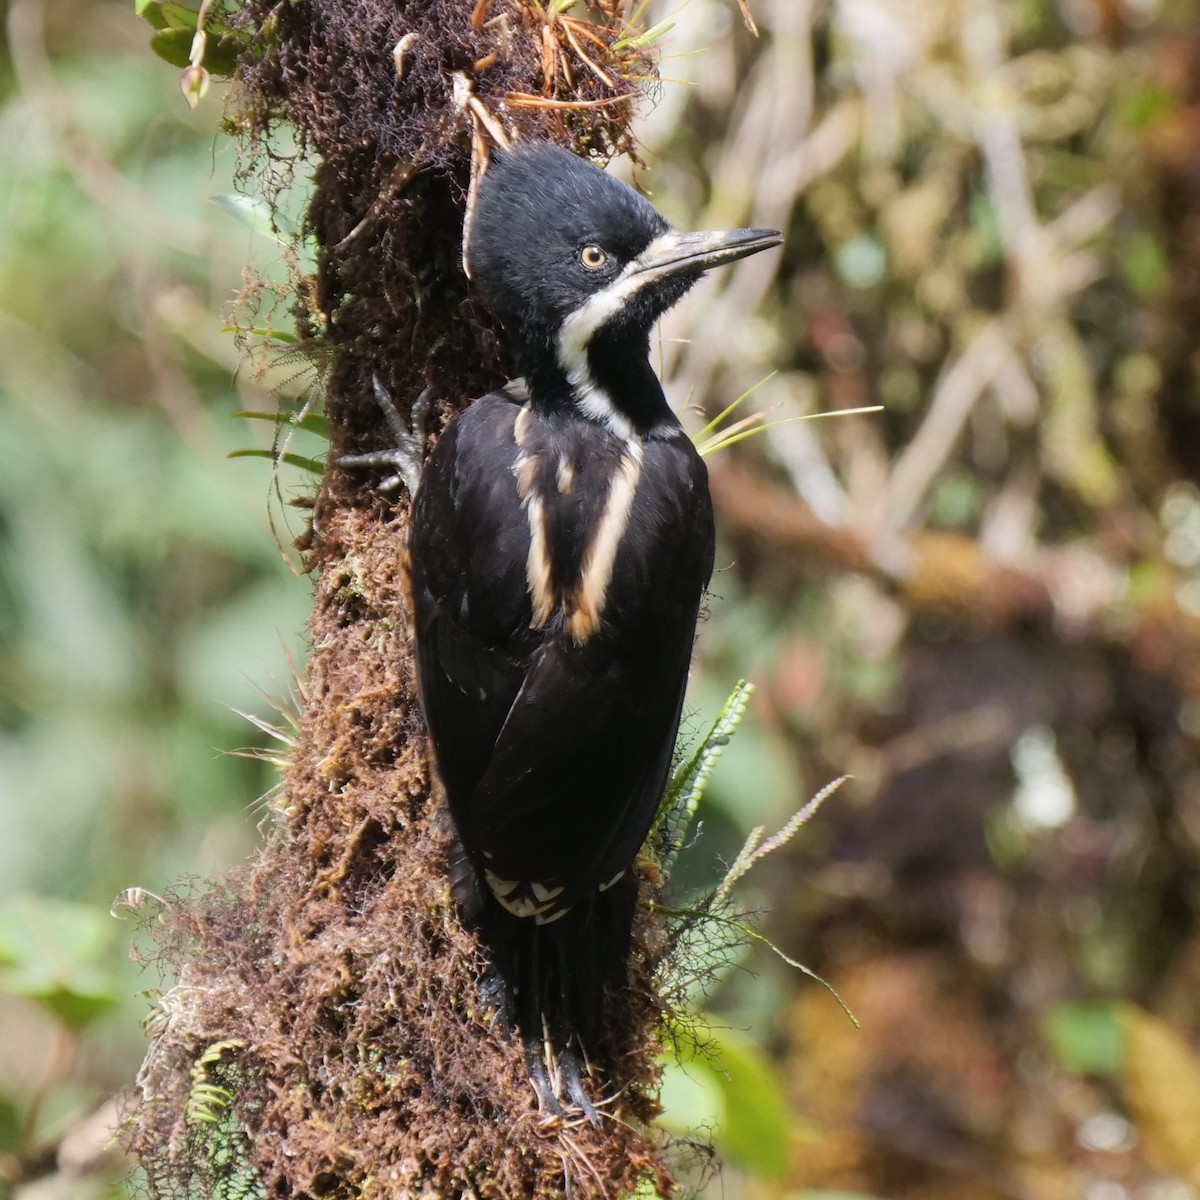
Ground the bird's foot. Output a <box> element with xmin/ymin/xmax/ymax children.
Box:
<box><xmin>525</xmin><ymin>1023</ymin><xmax>600</xmax><ymax>1127</ymax></box>
<box><xmin>336</xmin><ymin>373</ymin><xmax>433</xmax><ymax>495</ymax></box>
<box><xmin>478</xmin><ymin>966</ymin><xmax>511</xmax><ymax>1031</ymax></box>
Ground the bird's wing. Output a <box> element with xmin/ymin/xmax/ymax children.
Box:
<box><xmin>409</xmin><ymin>393</ymin><xmax>534</xmax><ymax>811</ymax></box>
<box><xmin>466</xmin><ymin>435</ymin><xmax>715</xmax><ymax>906</ymax></box>
<box><xmin>465</xmin><ymin>627</ymin><xmax>694</xmax><ymax>903</ymax></box>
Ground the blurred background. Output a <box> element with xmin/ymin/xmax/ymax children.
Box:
<box><xmin>4</xmin><ymin>0</ymin><xmax>1200</xmax><ymax>1197</ymax></box>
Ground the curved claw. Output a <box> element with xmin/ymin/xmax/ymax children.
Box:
<box><xmin>522</xmin><ymin>1024</ymin><xmax>600</xmax><ymax>1126</ymax></box>
<box><xmin>559</xmin><ymin>1045</ymin><xmax>600</xmax><ymax>1126</ymax></box>
<box><xmin>336</xmin><ymin>374</ymin><xmax>434</xmax><ymax>495</ymax></box>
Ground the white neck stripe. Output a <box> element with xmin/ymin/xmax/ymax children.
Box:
<box><xmin>552</xmin><ymin>239</ymin><xmax>677</xmax><ymax>439</ymax></box>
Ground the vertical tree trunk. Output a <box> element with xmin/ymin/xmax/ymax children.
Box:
<box><xmin>131</xmin><ymin>2</ymin><xmax>676</xmax><ymax>1196</ymax></box>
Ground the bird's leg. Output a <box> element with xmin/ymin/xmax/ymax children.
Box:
<box><xmin>524</xmin><ymin>1018</ymin><xmax>566</xmax><ymax>1118</ymax></box>
<box><xmin>557</xmin><ymin>1039</ymin><xmax>600</xmax><ymax>1126</ymax></box>
<box><xmin>523</xmin><ymin>1015</ymin><xmax>600</xmax><ymax>1126</ymax></box>
<box><xmin>552</xmin><ymin>925</ymin><xmax>602</xmax><ymax>1124</ymax></box>
<box><xmin>478</xmin><ymin>964</ymin><xmax>512</xmax><ymax>1032</ymax></box>
<box><xmin>336</xmin><ymin>373</ymin><xmax>433</xmax><ymax>495</ymax></box>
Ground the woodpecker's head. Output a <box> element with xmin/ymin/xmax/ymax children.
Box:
<box><xmin>467</xmin><ymin>142</ymin><xmax>781</xmax><ymax>433</ymax></box>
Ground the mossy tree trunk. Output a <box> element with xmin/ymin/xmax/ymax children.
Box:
<box><xmin>131</xmin><ymin>2</ymin><xmax>680</xmax><ymax>1196</ymax></box>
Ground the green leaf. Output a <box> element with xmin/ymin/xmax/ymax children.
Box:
<box><xmin>232</xmin><ymin>410</ymin><xmax>330</xmax><ymax>439</ymax></box>
<box><xmin>0</xmin><ymin>895</ymin><xmax>121</xmax><ymax>1029</ymax></box>
<box><xmin>149</xmin><ymin>27</ymin><xmax>195</xmax><ymax>68</ymax></box>
<box><xmin>149</xmin><ymin>26</ymin><xmax>243</xmax><ymax>76</ymax></box>
<box><xmin>660</xmin><ymin>1024</ymin><xmax>791</xmax><ymax>1179</ymax></box>
<box><xmin>707</xmin><ymin>1030</ymin><xmax>790</xmax><ymax>1176</ymax></box>
<box><xmin>1042</xmin><ymin>1000</ymin><xmax>1124</xmax><ymax>1077</ymax></box>
<box><xmin>136</xmin><ymin>1</ymin><xmax>170</xmax><ymax>30</ymax></box>
<box><xmin>227</xmin><ymin>448</ymin><xmax>326</xmax><ymax>475</ymax></box>
<box><xmin>211</xmin><ymin>195</ymin><xmax>292</xmax><ymax>247</ymax></box>
<box><xmin>659</xmin><ymin>1050</ymin><xmax>723</xmax><ymax>1134</ymax></box>
<box><xmin>159</xmin><ymin>0</ymin><xmax>203</xmax><ymax>26</ymax></box>
<box><xmin>203</xmin><ymin>32</ymin><xmax>251</xmax><ymax>76</ymax></box>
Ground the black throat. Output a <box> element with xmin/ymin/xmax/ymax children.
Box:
<box><xmin>510</xmin><ymin>323</ymin><xmax>677</xmax><ymax>439</ymax></box>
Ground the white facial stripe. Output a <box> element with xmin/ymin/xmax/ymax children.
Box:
<box><xmin>553</xmin><ymin>237</ymin><xmax>679</xmax><ymax>437</ymax></box>
<box><xmin>557</xmin><ymin>259</ymin><xmax>644</xmax><ymax>366</ymax></box>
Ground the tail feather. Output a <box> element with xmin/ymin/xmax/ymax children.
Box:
<box><xmin>470</xmin><ymin>866</ymin><xmax>639</xmax><ymax>1058</ymax></box>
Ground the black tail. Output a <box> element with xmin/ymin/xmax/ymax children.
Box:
<box><xmin>479</xmin><ymin>874</ymin><xmax>639</xmax><ymax>1054</ymax></box>
<box><xmin>451</xmin><ymin>843</ymin><xmax>639</xmax><ymax>1090</ymax></box>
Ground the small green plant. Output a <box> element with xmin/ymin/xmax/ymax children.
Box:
<box><xmin>176</xmin><ymin>1039</ymin><xmax>262</xmax><ymax>1200</ymax></box>
<box><xmin>136</xmin><ymin>0</ymin><xmax>252</xmax><ymax>107</ymax></box>
<box><xmin>691</xmin><ymin>372</ymin><xmax>882</xmax><ymax>458</ymax></box>
<box><xmin>655</xmin><ymin>679</ymin><xmax>755</xmax><ymax>876</ymax></box>
<box><xmin>186</xmin><ymin>1039</ymin><xmax>243</xmax><ymax>1126</ymax></box>
<box><xmin>649</xmin><ymin>684</ymin><xmax>856</xmax><ymax>1182</ymax></box>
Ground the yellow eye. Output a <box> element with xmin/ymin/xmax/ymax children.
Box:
<box><xmin>580</xmin><ymin>245</ymin><xmax>608</xmax><ymax>270</ymax></box>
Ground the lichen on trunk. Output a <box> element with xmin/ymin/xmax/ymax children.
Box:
<box><xmin>127</xmin><ymin>1</ymin><xmax>678</xmax><ymax>1197</ymax></box>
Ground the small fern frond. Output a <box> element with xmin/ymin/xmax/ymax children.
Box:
<box><xmin>185</xmin><ymin>1039</ymin><xmax>246</xmax><ymax>1126</ymax></box>
<box><xmin>711</xmin><ymin>775</ymin><xmax>849</xmax><ymax>907</ymax></box>
<box><xmin>655</xmin><ymin>680</ymin><xmax>755</xmax><ymax>877</ymax></box>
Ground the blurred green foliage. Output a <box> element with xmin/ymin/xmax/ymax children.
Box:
<box><xmin>7</xmin><ymin>0</ymin><xmax>1200</xmax><ymax>1197</ymax></box>
<box><xmin>0</xmin><ymin>0</ymin><xmax>311</xmax><ymax>1189</ymax></box>
<box><xmin>660</xmin><ymin>1024</ymin><xmax>791</xmax><ymax>1179</ymax></box>
<box><xmin>0</xmin><ymin>895</ymin><xmax>123</xmax><ymax>1029</ymax></box>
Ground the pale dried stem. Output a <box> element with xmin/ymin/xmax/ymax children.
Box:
<box><xmin>880</xmin><ymin>323</ymin><xmax>1010</xmax><ymax>532</ymax></box>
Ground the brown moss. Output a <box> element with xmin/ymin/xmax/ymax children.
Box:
<box><xmin>129</xmin><ymin>1</ymin><xmax>678</xmax><ymax>1197</ymax></box>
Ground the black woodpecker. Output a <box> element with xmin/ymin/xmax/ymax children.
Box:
<box><xmin>354</xmin><ymin>142</ymin><xmax>781</xmax><ymax>1110</ymax></box>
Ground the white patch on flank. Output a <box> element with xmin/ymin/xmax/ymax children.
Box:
<box><xmin>598</xmin><ymin>869</ymin><xmax>626</xmax><ymax>892</ymax></box>
<box><xmin>524</xmin><ymin>491</ymin><xmax>554</xmax><ymax>631</ymax></box>
<box><xmin>556</xmin><ymin>455</ymin><xmax>575</xmax><ymax>494</ymax></box>
<box><xmin>510</xmin><ymin>406</ymin><xmax>554</xmax><ymax>631</ymax></box>
<box><xmin>566</xmin><ymin>440</ymin><xmax>644</xmax><ymax>644</ymax></box>
<box><xmin>512</xmin><ymin>449</ymin><xmax>538</xmax><ymax>501</ymax></box>
<box><xmin>513</xmin><ymin>402</ymin><xmax>533</xmax><ymax>445</ymax></box>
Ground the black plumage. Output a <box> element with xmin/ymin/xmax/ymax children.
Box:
<box><xmin>400</xmin><ymin>143</ymin><xmax>780</xmax><ymax>1107</ymax></box>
